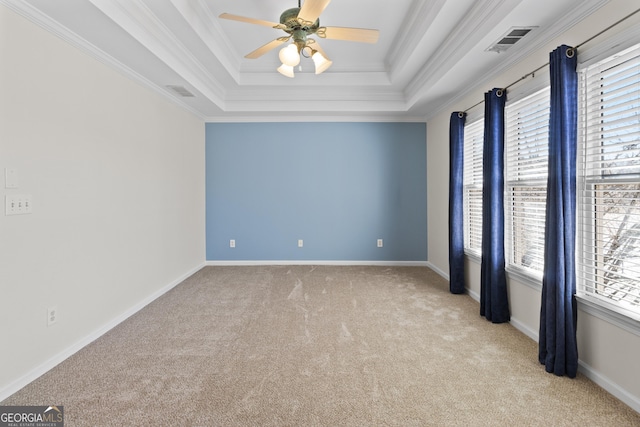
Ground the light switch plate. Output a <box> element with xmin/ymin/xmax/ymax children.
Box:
<box><xmin>5</xmin><ymin>194</ymin><xmax>32</xmax><ymax>215</ymax></box>
<box><xmin>5</xmin><ymin>168</ymin><xmax>18</xmax><ymax>189</ymax></box>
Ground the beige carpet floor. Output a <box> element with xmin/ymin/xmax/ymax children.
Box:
<box><xmin>2</xmin><ymin>265</ymin><xmax>639</xmax><ymax>426</ymax></box>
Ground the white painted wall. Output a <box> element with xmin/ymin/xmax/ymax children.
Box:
<box><xmin>0</xmin><ymin>5</ymin><xmax>205</xmax><ymax>398</ymax></box>
<box><xmin>427</xmin><ymin>0</ymin><xmax>640</xmax><ymax>413</ymax></box>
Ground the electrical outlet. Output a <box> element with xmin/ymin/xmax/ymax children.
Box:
<box><xmin>377</xmin><ymin>239</ymin><xmax>383</xmax><ymax>248</ymax></box>
<box><xmin>47</xmin><ymin>306</ymin><xmax>58</xmax><ymax>326</ymax></box>
<box><xmin>298</xmin><ymin>239</ymin><xmax>304</xmax><ymax>248</ymax></box>
<box><xmin>229</xmin><ymin>239</ymin><xmax>235</xmax><ymax>248</ymax></box>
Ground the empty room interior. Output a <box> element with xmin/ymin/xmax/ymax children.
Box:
<box><xmin>1</xmin><ymin>0</ymin><xmax>640</xmax><ymax>425</ymax></box>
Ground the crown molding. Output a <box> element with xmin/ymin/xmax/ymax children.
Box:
<box><xmin>420</xmin><ymin>0</ymin><xmax>609</xmax><ymax>121</ymax></box>
<box><xmin>5</xmin><ymin>0</ymin><xmax>613</xmax><ymax>121</ymax></box>
<box><xmin>479</xmin><ymin>0</ymin><xmax>611</xmax><ymax>84</ymax></box>
<box><xmin>405</xmin><ymin>0</ymin><xmax>521</xmax><ymax>106</ymax></box>
<box><xmin>170</xmin><ymin>0</ymin><xmax>242</xmax><ymax>84</ymax></box>
<box><xmin>0</xmin><ymin>0</ymin><xmax>207</xmax><ymax>120</ymax></box>
<box><xmin>88</xmin><ymin>0</ymin><xmax>227</xmax><ymax>107</ymax></box>
<box><xmin>386</xmin><ymin>0</ymin><xmax>447</xmax><ymax>79</ymax></box>
<box><xmin>238</xmin><ymin>70</ymin><xmax>391</xmax><ymax>86</ymax></box>
<box><xmin>204</xmin><ymin>114</ymin><xmax>427</xmax><ymax>123</ymax></box>
<box><xmin>223</xmin><ymin>97</ymin><xmax>408</xmax><ymax>115</ymax></box>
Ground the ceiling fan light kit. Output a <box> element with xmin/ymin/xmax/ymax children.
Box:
<box><xmin>220</xmin><ymin>0</ymin><xmax>379</xmax><ymax>78</ymax></box>
<box><xmin>279</xmin><ymin>44</ymin><xmax>301</xmax><ymax>67</ymax></box>
<box><xmin>277</xmin><ymin>63</ymin><xmax>296</xmax><ymax>78</ymax></box>
<box><xmin>312</xmin><ymin>50</ymin><xmax>333</xmax><ymax>74</ymax></box>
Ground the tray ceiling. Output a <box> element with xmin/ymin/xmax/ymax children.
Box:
<box><xmin>3</xmin><ymin>0</ymin><xmax>608</xmax><ymax>121</ymax></box>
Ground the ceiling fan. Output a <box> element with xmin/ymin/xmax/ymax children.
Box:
<box><xmin>219</xmin><ymin>0</ymin><xmax>380</xmax><ymax>77</ymax></box>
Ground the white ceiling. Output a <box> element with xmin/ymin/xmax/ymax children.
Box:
<box><xmin>4</xmin><ymin>0</ymin><xmax>609</xmax><ymax>121</ymax></box>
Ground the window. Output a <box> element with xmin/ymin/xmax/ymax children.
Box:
<box><xmin>505</xmin><ymin>89</ymin><xmax>550</xmax><ymax>276</ymax></box>
<box><xmin>579</xmin><ymin>43</ymin><xmax>640</xmax><ymax>315</ymax></box>
<box><xmin>463</xmin><ymin>119</ymin><xmax>484</xmax><ymax>255</ymax></box>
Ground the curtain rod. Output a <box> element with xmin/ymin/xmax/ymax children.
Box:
<box><xmin>462</xmin><ymin>7</ymin><xmax>640</xmax><ymax>114</ymax></box>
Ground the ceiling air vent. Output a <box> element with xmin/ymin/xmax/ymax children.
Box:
<box><xmin>486</xmin><ymin>27</ymin><xmax>537</xmax><ymax>53</ymax></box>
<box><xmin>166</xmin><ymin>85</ymin><xmax>195</xmax><ymax>97</ymax></box>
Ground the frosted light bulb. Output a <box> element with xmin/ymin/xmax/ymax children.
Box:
<box><xmin>277</xmin><ymin>63</ymin><xmax>295</xmax><ymax>78</ymax></box>
<box><xmin>312</xmin><ymin>51</ymin><xmax>333</xmax><ymax>74</ymax></box>
<box><xmin>279</xmin><ymin>44</ymin><xmax>300</xmax><ymax>67</ymax></box>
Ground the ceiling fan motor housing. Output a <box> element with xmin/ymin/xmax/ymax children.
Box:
<box><xmin>280</xmin><ymin>7</ymin><xmax>320</xmax><ymax>52</ymax></box>
<box><xmin>280</xmin><ymin>7</ymin><xmax>320</xmax><ymax>34</ymax></box>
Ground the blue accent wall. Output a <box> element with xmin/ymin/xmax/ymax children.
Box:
<box><xmin>205</xmin><ymin>122</ymin><xmax>427</xmax><ymax>261</ymax></box>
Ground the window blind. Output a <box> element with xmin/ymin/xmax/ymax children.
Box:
<box><xmin>579</xmin><ymin>43</ymin><xmax>640</xmax><ymax>313</ymax></box>
<box><xmin>463</xmin><ymin>119</ymin><xmax>484</xmax><ymax>254</ymax></box>
<box><xmin>505</xmin><ymin>88</ymin><xmax>550</xmax><ymax>275</ymax></box>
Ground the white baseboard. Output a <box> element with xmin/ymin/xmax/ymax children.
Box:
<box><xmin>578</xmin><ymin>360</ymin><xmax>640</xmax><ymax>413</ymax></box>
<box><xmin>6</xmin><ymin>260</ymin><xmax>637</xmax><ymax>416</ymax></box>
<box><xmin>205</xmin><ymin>260</ymin><xmax>430</xmax><ymax>267</ymax></box>
<box><xmin>0</xmin><ymin>262</ymin><xmax>205</xmax><ymax>402</ymax></box>
<box><xmin>510</xmin><ymin>316</ymin><xmax>539</xmax><ymax>341</ymax></box>
<box><xmin>422</xmin><ymin>261</ymin><xmax>640</xmax><ymax>415</ymax></box>
<box><xmin>507</xmin><ymin>322</ymin><xmax>640</xmax><ymax>413</ymax></box>
<box><xmin>464</xmin><ymin>289</ymin><xmax>640</xmax><ymax>414</ymax></box>
<box><xmin>468</xmin><ymin>290</ymin><xmax>640</xmax><ymax>414</ymax></box>
<box><xmin>425</xmin><ymin>261</ymin><xmax>449</xmax><ymax>280</ymax></box>
<box><xmin>425</xmin><ymin>263</ymin><xmax>540</xmax><ymax>342</ymax></box>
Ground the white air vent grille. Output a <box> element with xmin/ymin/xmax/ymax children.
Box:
<box><xmin>486</xmin><ymin>27</ymin><xmax>537</xmax><ymax>53</ymax></box>
<box><xmin>166</xmin><ymin>85</ymin><xmax>195</xmax><ymax>97</ymax></box>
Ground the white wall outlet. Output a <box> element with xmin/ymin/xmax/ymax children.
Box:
<box><xmin>298</xmin><ymin>239</ymin><xmax>304</xmax><ymax>248</ymax></box>
<box><xmin>5</xmin><ymin>194</ymin><xmax>32</xmax><ymax>215</ymax></box>
<box><xmin>377</xmin><ymin>239</ymin><xmax>384</xmax><ymax>248</ymax></box>
<box><xmin>47</xmin><ymin>306</ymin><xmax>58</xmax><ymax>326</ymax></box>
<box><xmin>229</xmin><ymin>239</ymin><xmax>236</xmax><ymax>248</ymax></box>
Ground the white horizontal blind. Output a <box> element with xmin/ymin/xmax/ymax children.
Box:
<box><xmin>579</xmin><ymin>43</ymin><xmax>640</xmax><ymax>313</ymax></box>
<box><xmin>505</xmin><ymin>88</ymin><xmax>550</xmax><ymax>275</ymax></box>
<box><xmin>463</xmin><ymin>119</ymin><xmax>484</xmax><ymax>254</ymax></box>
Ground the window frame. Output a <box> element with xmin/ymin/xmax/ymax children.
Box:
<box><xmin>463</xmin><ymin>118</ymin><xmax>484</xmax><ymax>258</ymax></box>
<box><xmin>457</xmin><ymin>30</ymin><xmax>640</xmax><ymax>332</ymax></box>
<box><xmin>577</xmin><ymin>41</ymin><xmax>640</xmax><ymax>322</ymax></box>
<box><xmin>504</xmin><ymin>87</ymin><xmax>551</xmax><ymax>281</ymax></box>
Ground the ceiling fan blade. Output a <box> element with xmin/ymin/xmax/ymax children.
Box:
<box><xmin>320</xmin><ymin>26</ymin><xmax>379</xmax><ymax>44</ymax></box>
<box><xmin>297</xmin><ymin>0</ymin><xmax>332</xmax><ymax>25</ymax></box>
<box><xmin>219</xmin><ymin>13</ymin><xmax>282</xmax><ymax>29</ymax></box>
<box><xmin>245</xmin><ymin>38</ymin><xmax>289</xmax><ymax>59</ymax></box>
